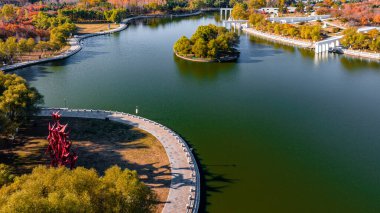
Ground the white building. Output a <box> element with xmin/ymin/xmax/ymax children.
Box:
<box><xmin>257</xmin><ymin>8</ymin><xmax>279</xmax><ymax>14</ymax></box>
<box><xmin>287</xmin><ymin>7</ymin><xmax>297</xmax><ymax>13</ymax></box>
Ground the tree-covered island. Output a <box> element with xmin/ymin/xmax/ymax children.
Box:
<box><xmin>173</xmin><ymin>24</ymin><xmax>240</xmax><ymax>62</ymax></box>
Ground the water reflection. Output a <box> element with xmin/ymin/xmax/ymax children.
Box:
<box><xmin>298</xmin><ymin>48</ymin><xmax>314</xmax><ymax>59</ymax></box>
<box><xmin>340</xmin><ymin>56</ymin><xmax>380</xmax><ymax>72</ymax></box>
<box><xmin>246</xmin><ymin>33</ymin><xmax>380</xmax><ymax>71</ymax></box>
<box><xmin>174</xmin><ymin>54</ymin><xmax>236</xmax><ymax>80</ymax></box>
<box><xmin>248</xmin><ymin>35</ymin><xmax>296</xmax><ymax>54</ymax></box>
<box><xmin>134</xmin><ymin>12</ymin><xmax>221</xmax><ymax>29</ymax></box>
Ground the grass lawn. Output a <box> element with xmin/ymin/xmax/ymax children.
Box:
<box><xmin>0</xmin><ymin>116</ymin><xmax>170</xmax><ymax>212</ymax></box>
<box><xmin>75</xmin><ymin>23</ymin><xmax>120</xmax><ymax>34</ymax></box>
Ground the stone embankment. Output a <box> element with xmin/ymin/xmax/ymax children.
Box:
<box><xmin>39</xmin><ymin>108</ymin><xmax>201</xmax><ymax>213</ymax></box>
<box><xmin>341</xmin><ymin>49</ymin><xmax>380</xmax><ymax>60</ymax></box>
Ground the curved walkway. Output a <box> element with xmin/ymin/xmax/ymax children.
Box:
<box><xmin>38</xmin><ymin>108</ymin><xmax>200</xmax><ymax>213</ymax></box>
<box><xmin>1</xmin><ymin>11</ymin><xmax>202</xmax><ymax>72</ymax></box>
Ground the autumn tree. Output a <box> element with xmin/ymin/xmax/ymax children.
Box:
<box><xmin>0</xmin><ymin>166</ymin><xmax>157</xmax><ymax>212</ymax></box>
<box><xmin>232</xmin><ymin>3</ymin><xmax>248</xmax><ymax>20</ymax></box>
<box><xmin>229</xmin><ymin>0</ymin><xmax>243</xmax><ymax>7</ymax></box>
<box><xmin>0</xmin><ymin>72</ymin><xmax>43</xmax><ymax>135</ymax></box>
<box><xmin>249</xmin><ymin>12</ymin><xmax>322</xmax><ymax>41</ymax></box>
<box><xmin>189</xmin><ymin>0</ymin><xmax>206</xmax><ymax>9</ymax></box>
<box><xmin>0</xmin><ymin>4</ymin><xmax>17</xmax><ymax>23</ymax></box>
<box><xmin>248</xmin><ymin>0</ymin><xmax>266</xmax><ymax>10</ymax></box>
<box><xmin>341</xmin><ymin>27</ymin><xmax>380</xmax><ymax>52</ymax></box>
<box><xmin>373</xmin><ymin>14</ymin><xmax>380</xmax><ymax>25</ymax></box>
<box><xmin>192</xmin><ymin>38</ymin><xmax>208</xmax><ymax>58</ymax></box>
<box><xmin>104</xmin><ymin>8</ymin><xmax>128</xmax><ymax>23</ymax></box>
<box><xmin>26</xmin><ymin>38</ymin><xmax>35</xmax><ymax>53</ymax></box>
<box><xmin>174</xmin><ymin>24</ymin><xmax>239</xmax><ymax>59</ymax></box>
<box><xmin>174</xmin><ymin>36</ymin><xmax>192</xmax><ymax>55</ymax></box>
<box><xmin>0</xmin><ymin>164</ymin><xmax>14</xmax><ymax>187</ymax></box>
<box><xmin>0</xmin><ymin>37</ymin><xmax>18</xmax><ymax>64</ymax></box>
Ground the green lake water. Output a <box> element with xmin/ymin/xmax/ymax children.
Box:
<box><xmin>15</xmin><ymin>13</ymin><xmax>380</xmax><ymax>212</ymax></box>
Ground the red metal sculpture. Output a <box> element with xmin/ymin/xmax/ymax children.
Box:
<box><xmin>46</xmin><ymin>112</ymin><xmax>78</xmax><ymax>169</ymax></box>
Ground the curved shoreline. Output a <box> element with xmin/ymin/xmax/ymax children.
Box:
<box><xmin>174</xmin><ymin>51</ymin><xmax>238</xmax><ymax>63</ymax></box>
<box><xmin>1</xmin><ymin>11</ymin><xmax>203</xmax><ymax>72</ymax></box>
<box><xmin>243</xmin><ymin>27</ymin><xmax>380</xmax><ymax>60</ymax></box>
<box><xmin>38</xmin><ymin>108</ymin><xmax>200</xmax><ymax>213</ymax></box>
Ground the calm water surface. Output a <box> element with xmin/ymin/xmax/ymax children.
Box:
<box><xmin>15</xmin><ymin>13</ymin><xmax>380</xmax><ymax>212</ymax></box>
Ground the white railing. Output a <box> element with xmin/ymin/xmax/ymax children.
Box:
<box><xmin>40</xmin><ymin>108</ymin><xmax>201</xmax><ymax>213</ymax></box>
<box><xmin>268</xmin><ymin>15</ymin><xmax>330</xmax><ymax>23</ymax></box>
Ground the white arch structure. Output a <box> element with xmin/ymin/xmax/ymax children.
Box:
<box><xmin>314</xmin><ymin>36</ymin><xmax>342</xmax><ymax>53</ymax></box>
<box><xmin>220</xmin><ymin>8</ymin><xmax>233</xmax><ymax>20</ymax></box>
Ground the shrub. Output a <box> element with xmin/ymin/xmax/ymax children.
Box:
<box><xmin>0</xmin><ymin>164</ymin><xmax>14</xmax><ymax>187</ymax></box>
<box><xmin>231</xmin><ymin>3</ymin><xmax>248</xmax><ymax>20</ymax></box>
<box><xmin>0</xmin><ymin>71</ymin><xmax>43</xmax><ymax>135</ymax></box>
<box><xmin>0</xmin><ymin>165</ymin><xmax>157</xmax><ymax>212</ymax></box>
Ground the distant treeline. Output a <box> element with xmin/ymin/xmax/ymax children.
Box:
<box><xmin>59</xmin><ymin>8</ymin><xmax>127</xmax><ymax>23</ymax></box>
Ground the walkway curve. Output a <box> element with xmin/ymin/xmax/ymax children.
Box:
<box><xmin>38</xmin><ymin>108</ymin><xmax>200</xmax><ymax>213</ymax></box>
<box><xmin>1</xmin><ymin>10</ymin><xmax>203</xmax><ymax>72</ymax></box>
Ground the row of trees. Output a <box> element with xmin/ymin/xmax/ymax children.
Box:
<box><xmin>248</xmin><ymin>12</ymin><xmax>322</xmax><ymax>41</ymax></box>
<box><xmin>76</xmin><ymin>0</ymin><xmax>231</xmax><ymax>11</ymax></box>
<box><xmin>0</xmin><ymin>37</ymin><xmax>35</xmax><ymax>64</ymax></box>
<box><xmin>229</xmin><ymin>0</ymin><xmax>308</xmax><ymax>14</ymax></box>
<box><xmin>59</xmin><ymin>8</ymin><xmax>128</xmax><ymax>23</ymax></box>
<box><xmin>32</xmin><ymin>12</ymin><xmax>73</xmax><ymax>30</ymax></box>
<box><xmin>174</xmin><ymin>24</ymin><xmax>239</xmax><ymax>59</ymax></box>
<box><xmin>341</xmin><ymin>28</ymin><xmax>380</xmax><ymax>52</ymax></box>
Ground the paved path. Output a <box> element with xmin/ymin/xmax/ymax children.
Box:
<box><xmin>39</xmin><ymin>108</ymin><xmax>200</xmax><ymax>213</ymax></box>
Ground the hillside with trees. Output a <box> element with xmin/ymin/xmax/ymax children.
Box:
<box><xmin>174</xmin><ymin>24</ymin><xmax>239</xmax><ymax>61</ymax></box>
